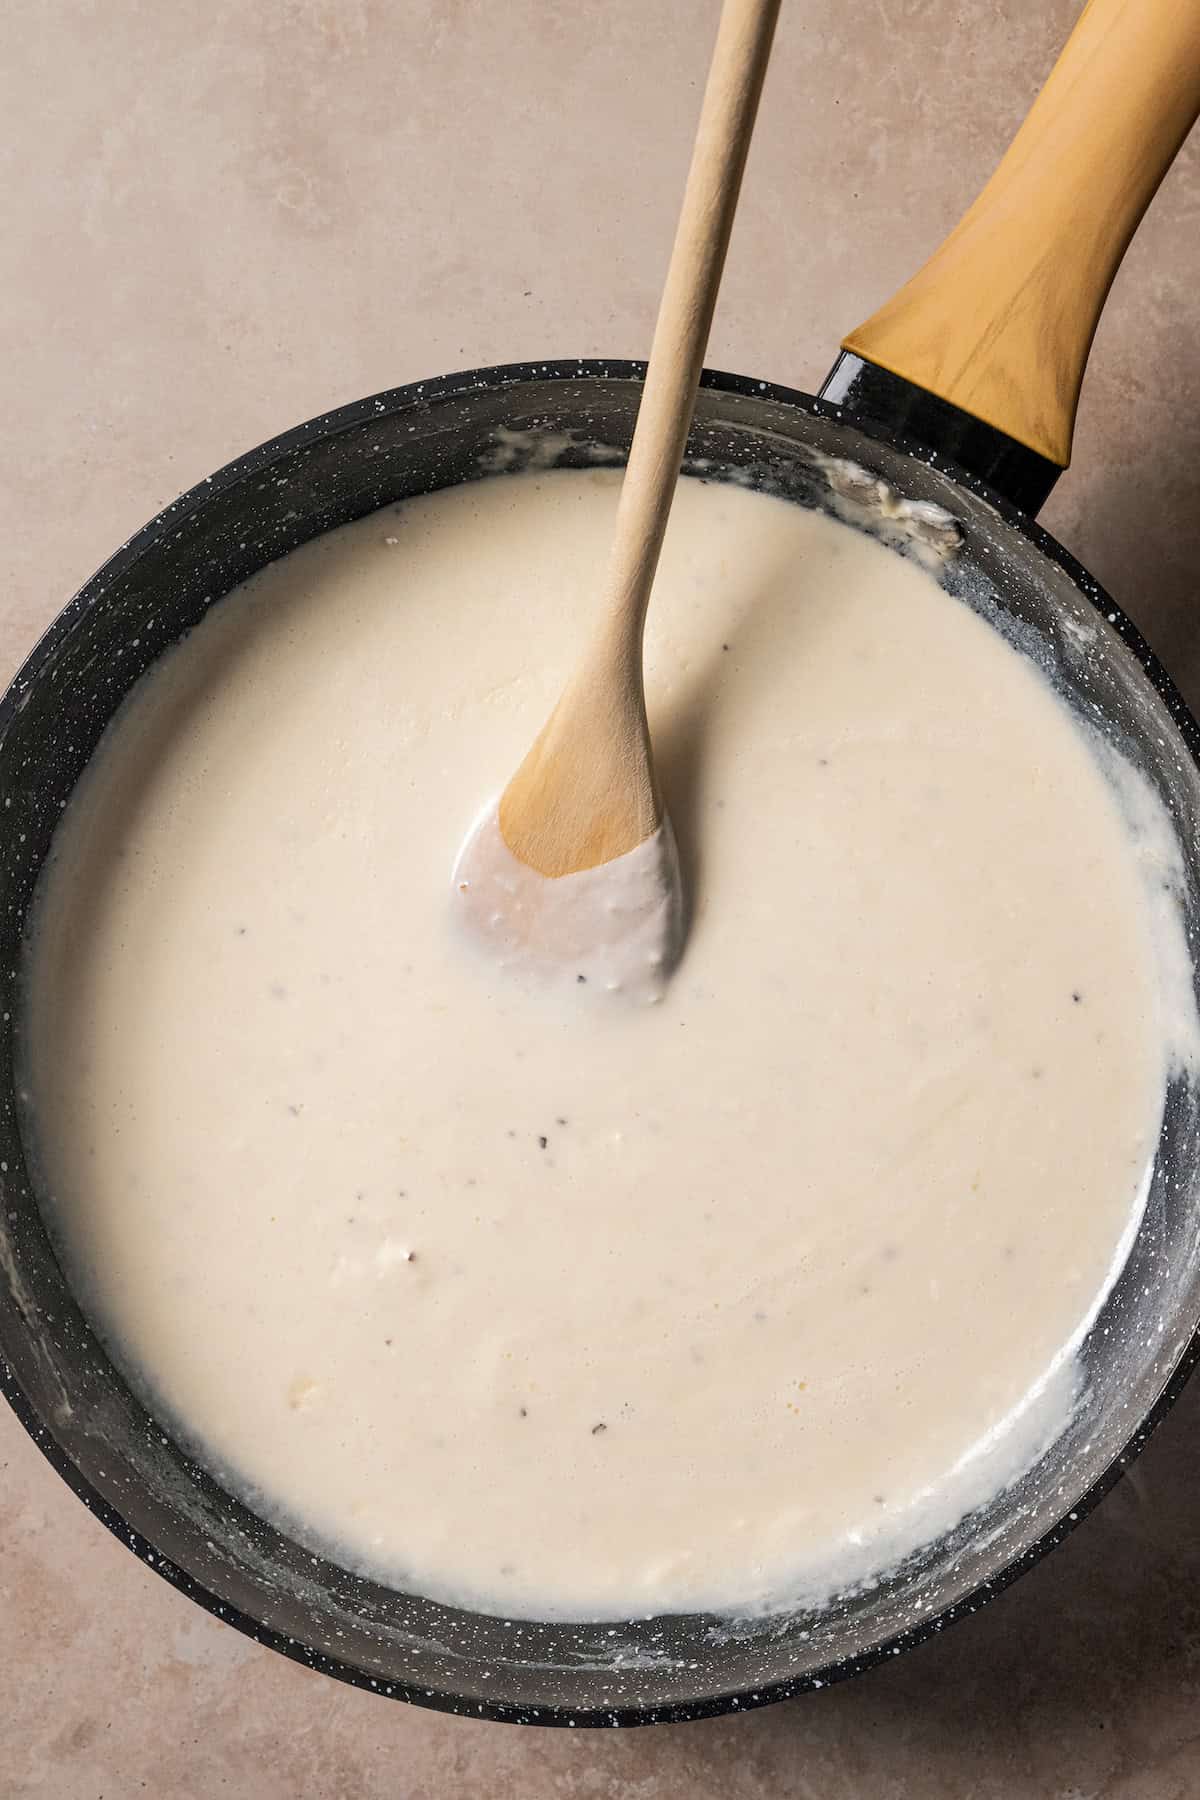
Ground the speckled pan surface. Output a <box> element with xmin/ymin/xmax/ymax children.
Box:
<box><xmin>2</xmin><ymin>363</ymin><xmax>1200</xmax><ymax>1727</ymax></box>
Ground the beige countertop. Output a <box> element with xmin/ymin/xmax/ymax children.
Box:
<box><xmin>3</xmin><ymin>3</ymin><xmax>1200</xmax><ymax>1794</ymax></box>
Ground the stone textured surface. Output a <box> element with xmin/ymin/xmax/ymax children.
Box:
<box><xmin>2</xmin><ymin>2</ymin><xmax>1199</xmax><ymax>1794</ymax></box>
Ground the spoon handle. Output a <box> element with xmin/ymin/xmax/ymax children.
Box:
<box><xmin>496</xmin><ymin>0</ymin><xmax>779</xmax><ymax>879</ymax></box>
<box><xmin>599</xmin><ymin>0</ymin><xmax>780</xmax><ymax>663</ymax></box>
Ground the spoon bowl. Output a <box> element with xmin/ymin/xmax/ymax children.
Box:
<box><xmin>453</xmin><ymin>0</ymin><xmax>779</xmax><ymax>989</ymax></box>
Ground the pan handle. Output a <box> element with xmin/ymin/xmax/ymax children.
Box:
<box><xmin>831</xmin><ymin>0</ymin><xmax>1200</xmax><ymax>492</ymax></box>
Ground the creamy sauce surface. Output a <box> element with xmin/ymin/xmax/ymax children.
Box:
<box><xmin>25</xmin><ymin>469</ymin><xmax>1179</xmax><ymax>1618</ymax></box>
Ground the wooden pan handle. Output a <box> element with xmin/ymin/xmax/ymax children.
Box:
<box><xmin>842</xmin><ymin>0</ymin><xmax>1200</xmax><ymax>468</ymax></box>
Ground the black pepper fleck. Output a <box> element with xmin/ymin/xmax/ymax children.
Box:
<box><xmin>1072</xmin><ymin>990</ymin><xmax>1083</xmax><ymax>1003</ymax></box>
<box><xmin>591</xmin><ymin>1422</ymin><xmax>607</xmax><ymax>1435</ymax></box>
<box><xmin>538</xmin><ymin>1135</ymin><xmax>548</xmax><ymax>1150</ymax></box>
<box><xmin>576</xmin><ymin>973</ymin><xmax>587</xmax><ymax>984</ymax></box>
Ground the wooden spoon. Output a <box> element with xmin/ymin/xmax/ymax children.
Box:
<box><xmin>454</xmin><ymin>0</ymin><xmax>779</xmax><ymax>997</ymax></box>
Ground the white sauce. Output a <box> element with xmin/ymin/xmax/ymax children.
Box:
<box><xmin>23</xmin><ymin>468</ymin><xmax>1194</xmax><ymax>1620</ymax></box>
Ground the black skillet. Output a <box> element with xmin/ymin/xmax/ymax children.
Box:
<box><xmin>1</xmin><ymin>0</ymin><xmax>1199</xmax><ymax>1728</ymax></box>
